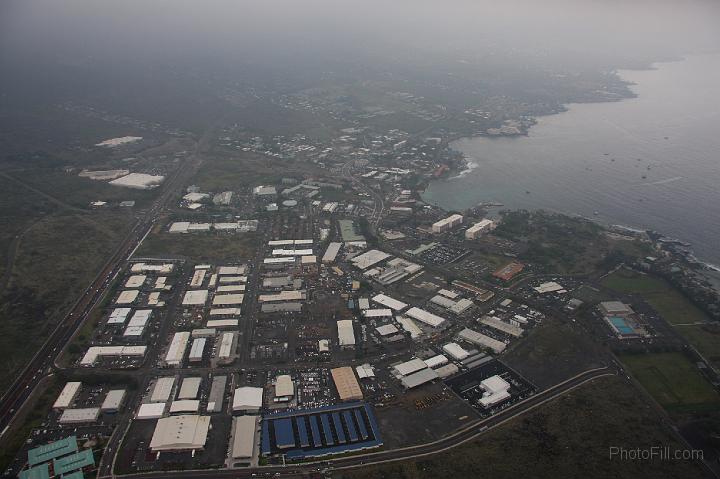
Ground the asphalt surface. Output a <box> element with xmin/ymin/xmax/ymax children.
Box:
<box><xmin>109</xmin><ymin>367</ymin><xmax>615</xmax><ymax>479</ymax></box>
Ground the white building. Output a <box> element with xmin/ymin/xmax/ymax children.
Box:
<box><xmin>150</xmin><ymin>415</ymin><xmax>211</xmax><ymax>451</ymax></box>
<box><xmin>465</xmin><ymin>219</ymin><xmax>495</xmax><ymax>239</ymax></box>
<box><xmin>442</xmin><ymin>342</ymin><xmax>470</xmax><ymax>361</ymax></box>
<box><xmin>151</xmin><ymin>377</ymin><xmax>176</xmax><ymax>403</ymax></box>
<box><xmin>53</xmin><ymin>382</ymin><xmax>81</xmax><ymax>410</ymax></box>
<box><xmin>432</xmin><ymin>214</ymin><xmax>463</xmax><ymax>233</ymax></box>
<box><xmin>405</xmin><ymin>307</ymin><xmax>446</xmax><ymax>328</ymax></box>
<box><xmin>59</xmin><ymin>408</ymin><xmax>100</xmax><ymax>424</ymax></box>
<box><xmin>337</xmin><ymin>320</ymin><xmax>355</xmax><ymax>347</ymax></box>
<box><xmin>232</xmin><ymin>415</ymin><xmax>259</xmax><ymax>459</ymax></box>
<box><xmin>479</xmin><ymin>375</ymin><xmax>511</xmax><ymax>407</ymax></box>
<box><xmin>165</xmin><ymin>332</ymin><xmax>191</xmax><ymax>366</ymax></box>
<box><xmin>101</xmin><ymin>389</ymin><xmax>126</xmax><ymax>412</ymax></box>
<box><xmin>232</xmin><ymin>387</ymin><xmax>264</xmax><ymax>413</ymax></box>
<box><xmin>275</xmin><ymin>375</ymin><xmax>294</xmax><ymax>399</ymax></box>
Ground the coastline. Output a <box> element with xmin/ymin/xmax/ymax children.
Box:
<box><xmin>421</xmin><ymin>53</ymin><xmax>720</xmax><ymax>269</ymax></box>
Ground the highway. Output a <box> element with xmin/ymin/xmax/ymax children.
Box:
<box><xmin>0</xmin><ymin>133</ymin><xmax>206</xmax><ymax>438</ymax></box>
<box><xmin>109</xmin><ymin>367</ymin><xmax>614</xmax><ymax>479</ymax></box>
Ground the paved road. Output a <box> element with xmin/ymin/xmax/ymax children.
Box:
<box><xmin>0</xmin><ymin>133</ymin><xmax>206</xmax><ymax>438</ymax></box>
<box><xmin>108</xmin><ymin>367</ymin><xmax>614</xmax><ymax>479</ymax></box>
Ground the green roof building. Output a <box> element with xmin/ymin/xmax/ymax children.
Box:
<box><xmin>61</xmin><ymin>471</ymin><xmax>85</xmax><ymax>479</ymax></box>
<box><xmin>53</xmin><ymin>449</ymin><xmax>94</xmax><ymax>476</ymax></box>
<box><xmin>27</xmin><ymin>436</ymin><xmax>78</xmax><ymax>466</ymax></box>
<box><xmin>18</xmin><ymin>463</ymin><xmax>50</xmax><ymax>479</ymax></box>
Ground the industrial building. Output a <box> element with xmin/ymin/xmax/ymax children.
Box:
<box><xmin>53</xmin><ymin>382</ymin><xmax>81</xmax><ymax>410</ymax></box>
<box><xmin>137</xmin><ymin>402</ymin><xmax>166</xmax><ymax>420</ymax></box>
<box><xmin>170</xmin><ymin>400</ymin><xmax>200</xmax><ymax>413</ymax></box>
<box><xmin>337</xmin><ymin>320</ymin><xmax>356</xmax><ymax>347</ymax></box>
<box><xmin>371</xmin><ymin>294</ymin><xmax>407</xmax><ymax>311</ymax></box>
<box><xmin>350</xmin><ymin>249</ymin><xmax>391</xmax><ymax>270</ymax></box>
<box><xmin>260</xmin><ymin>403</ymin><xmax>382</xmax><ymax>459</ymax></box>
<box><xmin>217</xmin><ymin>332</ymin><xmax>237</xmax><ymax>362</ymax></box>
<box><xmin>182</xmin><ymin>289</ymin><xmax>209</xmax><ymax>306</ymax></box>
<box><xmin>125</xmin><ymin>274</ymin><xmax>146</xmax><ymax>288</ymax></box>
<box><xmin>375</xmin><ymin>324</ymin><xmax>399</xmax><ymax>336</ymax></box>
<box><xmin>322</xmin><ymin>242</ymin><xmax>342</xmax><ymax>263</ymax></box>
<box><xmin>400</xmin><ymin>368</ymin><xmax>438</xmax><ymax>389</ymax></box>
<box><xmin>330</xmin><ymin>367</ymin><xmax>363</xmax><ymax>401</ymax></box>
<box><xmin>392</xmin><ymin>358</ymin><xmax>427</xmax><ymax>377</ymax></box>
<box><xmin>533</xmin><ymin>281</ymin><xmax>566</xmax><ymax>294</ymax></box>
<box><xmin>165</xmin><ymin>332</ymin><xmax>190</xmax><ymax>366</ymax></box>
<box><xmin>431</xmin><ymin>214</ymin><xmax>463</xmax><ymax>233</ymax></box>
<box><xmin>178</xmin><ymin>377</ymin><xmax>202</xmax><ymax>400</ymax></box>
<box><xmin>189</xmin><ymin>338</ymin><xmax>207</xmax><ymax>362</ymax></box>
<box><xmin>443</xmin><ymin>342</ymin><xmax>470</xmax><ymax>361</ymax></box>
<box><xmin>107</xmin><ymin>307</ymin><xmax>131</xmax><ymax>325</ymax></box>
<box><xmin>258</xmin><ymin>290</ymin><xmax>304</xmax><ymax>302</ymax></box>
<box><xmin>479</xmin><ymin>375</ymin><xmax>512</xmax><ymax>407</ymax></box>
<box><xmin>465</xmin><ymin>219</ymin><xmax>495</xmax><ymax>239</ymax></box>
<box><xmin>80</xmin><ymin>345</ymin><xmax>146</xmax><ymax>366</ymax></box>
<box><xmin>458</xmin><ymin>328</ymin><xmax>506</xmax><ymax>354</ymax></box>
<box><xmin>232</xmin><ymin>387</ymin><xmax>264</xmax><ymax>413</ymax></box>
<box><xmin>212</xmin><ymin>293</ymin><xmax>245</xmax><ymax>305</ymax></box>
<box><xmin>423</xmin><ymin>354</ymin><xmax>449</xmax><ymax>369</ymax></box>
<box><xmin>405</xmin><ymin>307</ymin><xmax>446</xmax><ymax>328</ymax></box>
<box><xmin>149</xmin><ymin>415</ymin><xmax>211</xmax><ymax>452</ymax></box>
<box><xmin>232</xmin><ymin>415</ymin><xmax>259</xmax><ymax>460</ymax></box>
<box><xmin>480</xmin><ymin>316</ymin><xmax>523</xmax><ymax>337</ymax></box>
<box><xmin>397</xmin><ymin>316</ymin><xmax>422</xmax><ymax>339</ymax></box>
<box><xmin>101</xmin><ymin>389</ymin><xmax>126</xmax><ymax>413</ymax></box>
<box><xmin>116</xmin><ymin>290</ymin><xmax>139</xmax><ymax>305</ymax></box>
<box><xmin>206</xmin><ymin>319</ymin><xmax>239</xmax><ymax>328</ymax></box>
<box><xmin>207</xmin><ymin>375</ymin><xmax>227</xmax><ymax>413</ymax></box>
<box><xmin>123</xmin><ymin>309</ymin><xmax>152</xmax><ymax>337</ymax></box>
<box><xmin>59</xmin><ymin>408</ymin><xmax>100</xmax><ymax>424</ymax></box>
<box><xmin>274</xmin><ymin>375</ymin><xmax>295</xmax><ymax>400</ymax></box>
<box><xmin>151</xmin><ymin>377</ymin><xmax>176</xmax><ymax>402</ymax></box>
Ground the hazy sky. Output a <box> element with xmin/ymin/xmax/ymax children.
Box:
<box><xmin>2</xmin><ymin>0</ymin><xmax>719</xmax><ymax>68</ymax></box>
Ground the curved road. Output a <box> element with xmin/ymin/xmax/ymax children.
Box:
<box><xmin>111</xmin><ymin>367</ymin><xmax>614</xmax><ymax>479</ymax></box>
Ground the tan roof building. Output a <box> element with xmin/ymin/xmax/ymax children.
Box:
<box><xmin>330</xmin><ymin>367</ymin><xmax>363</xmax><ymax>401</ymax></box>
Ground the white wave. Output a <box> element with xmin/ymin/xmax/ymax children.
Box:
<box><xmin>641</xmin><ymin>176</ymin><xmax>683</xmax><ymax>186</ymax></box>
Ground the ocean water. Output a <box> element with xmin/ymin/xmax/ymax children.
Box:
<box><xmin>422</xmin><ymin>53</ymin><xmax>720</xmax><ymax>264</ymax></box>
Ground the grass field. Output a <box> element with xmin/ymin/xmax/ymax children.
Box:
<box><xmin>0</xmin><ymin>210</ymin><xmax>134</xmax><ymax>389</ymax></box>
<box><xmin>619</xmin><ymin>352</ymin><xmax>720</xmax><ymax>414</ymax></box>
<box><xmin>338</xmin><ymin>376</ymin><xmax>706</xmax><ymax>479</ymax></box>
<box><xmin>137</xmin><ymin>227</ymin><xmax>259</xmax><ymax>262</ymax></box>
<box><xmin>602</xmin><ymin>269</ymin><xmax>719</xmax><ymax>368</ymax></box>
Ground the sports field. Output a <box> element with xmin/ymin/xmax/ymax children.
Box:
<box><xmin>619</xmin><ymin>352</ymin><xmax>720</xmax><ymax>413</ymax></box>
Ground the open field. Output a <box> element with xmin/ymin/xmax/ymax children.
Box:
<box><xmin>137</xmin><ymin>227</ymin><xmax>259</xmax><ymax>262</ymax></box>
<box><xmin>0</xmin><ymin>210</ymin><xmax>134</xmax><ymax>389</ymax></box>
<box><xmin>619</xmin><ymin>352</ymin><xmax>720</xmax><ymax>414</ymax></box>
<box><xmin>493</xmin><ymin>211</ymin><xmax>649</xmax><ymax>275</ymax></box>
<box><xmin>337</xmin><ymin>376</ymin><xmax>707</xmax><ymax>479</ymax></box>
<box><xmin>602</xmin><ymin>269</ymin><xmax>719</xmax><ymax>367</ymax></box>
<box><xmin>503</xmin><ymin>317</ymin><xmax>607</xmax><ymax>389</ymax></box>
<box><xmin>194</xmin><ymin>151</ymin><xmax>326</xmax><ymax>191</ymax></box>
<box><xmin>674</xmin><ymin>323</ymin><xmax>720</xmax><ymax>366</ymax></box>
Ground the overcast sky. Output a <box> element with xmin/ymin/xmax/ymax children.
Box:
<box><xmin>2</xmin><ymin>0</ymin><xmax>719</xmax><ymax>70</ymax></box>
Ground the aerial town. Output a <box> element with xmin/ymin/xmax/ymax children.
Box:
<box><xmin>3</xmin><ymin>117</ymin><xmax>719</xmax><ymax>479</ymax></box>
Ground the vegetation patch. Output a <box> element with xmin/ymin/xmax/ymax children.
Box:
<box><xmin>619</xmin><ymin>352</ymin><xmax>720</xmax><ymax>413</ymax></box>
